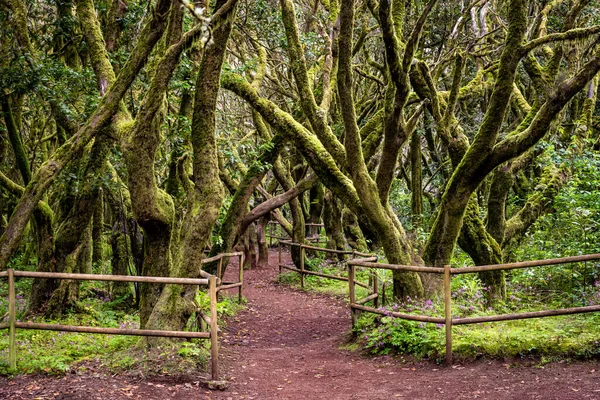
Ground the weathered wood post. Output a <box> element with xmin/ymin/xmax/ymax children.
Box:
<box><xmin>8</xmin><ymin>268</ymin><xmax>16</xmax><ymax>371</ymax></box>
<box><xmin>373</xmin><ymin>271</ymin><xmax>379</xmax><ymax>308</ymax></box>
<box><xmin>209</xmin><ymin>276</ymin><xmax>219</xmax><ymax>380</ymax></box>
<box><xmin>348</xmin><ymin>263</ymin><xmax>357</xmax><ymax>328</ymax></box>
<box><xmin>444</xmin><ymin>264</ymin><xmax>453</xmax><ymax>365</ymax></box>
<box><xmin>216</xmin><ymin>257</ymin><xmax>223</xmax><ymax>301</ymax></box>
<box><xmin>278</xmin><ymin>242</ymin><xmax>282</xmax><ymax>275</ymax></box>
<box><xmin>238</xmin><ymin>253</ymin><xmax>244</xmax><ymax>302</ymax></box>
<box><xmin>300</xmin><ymin>245</ymin><xmax>305</xmax><ymax>289</ymax></box>
<box><xmin>216</xmin><ymin>257</ymin><xmax>223</xmax><ymax>280</ymax></box>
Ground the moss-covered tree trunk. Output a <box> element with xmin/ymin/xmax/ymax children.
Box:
<box><xmin>458</xmin><ymin>196</ymin><xmax>505</xmax><ymax>300</ymax></box>
<box><xmin>92</xmin><ymin>188</ymin><xmax>104</xmax><ymax>269</ymax></box>
<box><xmin>0</xmin><ymin>0</ymin><xmax>172</xmax><ymax>271</ymax></box>
<box><xmin>45</xmin><ymin>136</ymin><xmax>110</xmax><ymax>316</ymax></box>
<box><xmin>273</xmin><ymin>159</ymin><xmax>306</xmax><ymax>267</ymax></box>
<box><xmin>308</xmin><ymin>182</ymin><xmax>324</xmax><ymax>236</ymax></box>
<box><xmin>323</xmin><ymin>191</ymin><xmax>345</xmax><ymax>253</ymax></box>
<box><xmin>144</xmin><ymin>0</ymin><xmax>236</xmax><ymax>334</ymax></box>
<box><xmin>338</xmin><ymin>0</ymin><xmax>425</xmax><ymax>299</ymax></box>
<box><xmin>410</xmin><ymin>129</ymin><xmax>423</xmax><ymax>229</ymax></box>
<box><xmin>342</xmin><ymin>208</ymin><xmax>368</xmax><ymax>252</ymax></box>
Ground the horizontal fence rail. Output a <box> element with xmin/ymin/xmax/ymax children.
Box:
<box><xmin>266</xmin><ymin>221</ymin><xmax>327</xmax><ymax>247</ymax></box>
<box><xmin>347</xmin><ymin>253</ymin><xmax>600</xmax><ymax>365</ymax></box>
<box><xmin>207</xmin><ymin>251</ymin><xmax>244</xmax><ymax>303</ymax></box>
<box><xmin>277</xmin><ymin>240</ymin><xmax>379</xmax><ymax>305</ymax></box>
<box><xmin>0</xmin><ymin>251</ymin><xmax>247</xmax><ymax>381</ymax></box>
<box><xmin>11</xmin><ymin>270</ymin><xmax>211</xmax><ymax>285</ymax></box>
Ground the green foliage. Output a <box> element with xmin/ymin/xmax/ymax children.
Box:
<box><xmin>452</xmin><ymin>315</ymin><xmax>600</xmax><ymax>360</ymax></box>
<box><xmin>0</xmin><ymin>312</ymin><xmax>138</xmax><ymax>374</ymax></box>
<box><xmin>195</xmin><ymin>289</ymin><xmax>245</xmax><ymax>319</ymax></box>
<box><xmin>0</xmin><ymin>280</ymin><xmax>242</xmax><ymax>375</ymax></box>
<box><xmin>355</xmin><ymin>300</ymin><xmax>600</xmax><ymax>361</ymax></box>
<box><xmin>511</xmin><ymin>148</ymin><xmax>600</xmax><ymax>294</ymax></box>
<box><xmin>355</xmin><ymin>313</ymin><xmax>444</xmax><ymax>358</ymax></box>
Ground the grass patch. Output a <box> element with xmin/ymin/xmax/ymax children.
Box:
<box><xmin>353</xmin><ymin>273</ymin><xmax>600</xmax><ymax>363</ymax></box>
<box><xmin>354</xmin><ymin>312</ymin><xmax>600</xmax><ymax>362</ymax></box>
<box><xmin>0</xmin><ymin>280</ymin><xmax>244</xmax><ymax>375</ymax></box>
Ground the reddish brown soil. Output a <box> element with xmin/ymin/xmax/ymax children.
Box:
<box><xmin>1</xmin><ymin>249</ymin><xmax>599</xmax><ymax>399</ymax></box>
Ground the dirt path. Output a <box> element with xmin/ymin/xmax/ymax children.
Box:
<box><xmin>1</xmin><ymin>249</ymin><xmax>599</xmax><ymax>399</ymax></box>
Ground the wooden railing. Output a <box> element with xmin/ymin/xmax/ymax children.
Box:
<box><xmin>0</xmin><ymin>252</ymin><xmax>247</xmax><ymax>380</ymax></box>
<box><xmin>277</xmin><ymin>239</ymin><xmax>378</xmax><ymax>295</ymax></box>
<box><xmin>266</xmin><ymin>221</ymin><xmax>327</xmax><ymax>246</ymax></box>
<box><xmin>203</xmin><ymin>251</ymin><xmax>244</xmax><ymax>302</ymax></box>
<box><xmin>348</xmin><ymin>253</ymin><xmax>600</xmax><ymax>365</ymax></box>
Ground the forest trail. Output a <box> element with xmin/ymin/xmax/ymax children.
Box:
<box><xmin>1</xmin><ymin>249</ymin><xmax>599</xmax><ymax>399</ymax></box>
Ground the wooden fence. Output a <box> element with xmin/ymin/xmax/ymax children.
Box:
<box><xmin>277</xmin><ymin>239</ymin><xmax>377</xmax><ymax>293</ymax></box>
<box><xmin>203</xmin><ymin>251</ymin><xmax>244</xmax><ymax>302</ymax></box>
<box><xmin>0</xmin><ymin>252</ymin><xmax>246</xmax><ymax>380</ymax></box>
<box><xmin>348</xmin><ymin>253</ymin><xmax>600</xmax><ymax>365</ymax></box>
<box><xmin>267</xmin><ymin>221</ymin><xmax>327</xmax><ymax>246</ymax></box>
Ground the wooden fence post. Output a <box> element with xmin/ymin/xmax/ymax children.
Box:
<box><xmin>444</xmin><ymin>265</ymin><xmax>453</xmax><ymax>365</ymax></box>
<box><xmin>8</xmin><ymin>268</ymin><xmax>16</xmax><ymax>371</ymax></box>
<box><xmin>348</xmin><ymin>264</ymin><xmax>357</xmax><ymax>328</ymax></box>
<box><xmin>209</xmin><ymin>276</ymin><xmax>219</xmax><ymax>381</ymax></box>
<box><xmin>278</xmin><ymin>242</ymin><xmax>282</xmax><ymax>275</ymax></box>
<box><xmin>300</xmin><ymin>246</ymin><xmax>305</xmax><ymax>289</ymax></box>
<box><xmin>216</xmin><ymin>257</ymin><xmax>223</xmax><ymax>302</ymax></box>
<box><xmin>217</xmin><ymin>257</ymin><xmax>223</xmax><ymax>280</ymax></box>
<box><xmin>238</xmin><ymin>253</ymin><xmax>244</xmax><ymax>302</ymax></box>
<box><xmin>373</xmin><ymin>272</ymin><xmax>379</xmax><ymax>308</ymax></box>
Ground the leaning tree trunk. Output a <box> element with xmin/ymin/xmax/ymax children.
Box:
<box><xmin>44</xmin><ymin>136</ymin><xmax>109</xmax><ymax>316</ymax></box>
<box><xmin>323</xmin><ymin>190</ymin><xmax>345</xmax><ymax>252</ymax></box>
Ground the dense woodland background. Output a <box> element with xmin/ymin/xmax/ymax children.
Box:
<box><xmin>0</xmin><ymin>0</ymin><xmax>599</xmax><ymax>338</ymax></box>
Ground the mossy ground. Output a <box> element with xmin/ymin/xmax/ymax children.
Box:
<box><xmin>0</xmin><ymin>278</ymin><xmax>244</xmax><ymax>375</ymax></box>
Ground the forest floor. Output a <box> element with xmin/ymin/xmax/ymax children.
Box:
<box><xmin>1</xmin><ymin>249</ymin><xmax>599</xmax><ymax>399</ymax></box>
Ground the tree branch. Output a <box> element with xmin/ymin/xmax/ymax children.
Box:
<box><xmin>521</xmin><ymin>25</ymin><xmax>600</xmax><ymax>55</ymax></box>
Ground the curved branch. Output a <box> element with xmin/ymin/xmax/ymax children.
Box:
<box><xmin>279</xmin><ymin>0</ymin><xmax>347</xmax><ymax>167</ymax></box>
<box><xmin>521</xmin><ymin>25</ymin><xmax>600</xmax><ymax>55</ymax></box>
<box><xmin>489</xmin><ymin>55</ymin><xmax>600</xmax><ymax>167</ymax></box>
<box><xmin>221</xmin><ymin>72</ymin><xmax>362</xmax><ymax>214</ymax></box>
<box><xmin>241</xmin><ymin>173</ymin><xmax>318</xmax><ymax>232</ymax></box>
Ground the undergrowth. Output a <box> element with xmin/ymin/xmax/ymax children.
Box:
<box><xmin>0</xmin><ymin>280</ymin><xmax>244</xmax><ymax>375</ymax></box>
<box><xmin>355</xmin><ymin>271</ymin><xmax>600</xmax><ymax>363</ymax></box>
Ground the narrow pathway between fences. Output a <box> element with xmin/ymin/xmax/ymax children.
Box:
<box><xmin>211</xmin><ymin>250</ymin><xmax>600</xmax><ymax>400</ymax></box>
<box><xmin>1</xmin><ymin>249</ymin><xmax>599</xmax><ymax>399</ymax></box>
